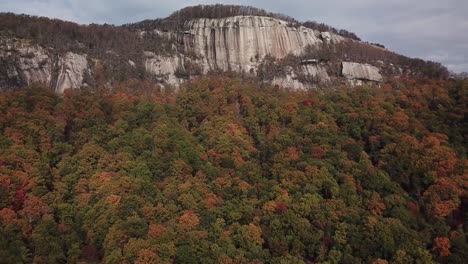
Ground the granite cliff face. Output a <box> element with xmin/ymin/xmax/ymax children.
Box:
<box><xmin>0</xmin><ymin>13</ymin><xmax>384</xmax><ymax>92</ymax></box>
<box><xmin>272</xmin><ymin>64</ymin><xmax>331</xmax><ymax>90</ymax></box>
<box><xmin>144</xmin><ymin>15</ymin><xmax>348</xmax><ymax>88</ymax></box>
<box><xmin>144</xmin><ymin>15</ymin><xmax>384</xmax><ymax>89</ymax></box>
<box><xmin>0</xmin><ymin>40</ymin><xmax>51</xmax><ymax>87</ymax></box>
<box><xmin>342</xmin><ymin>62</ymin><xmax>383</xmax><ymax>83</ymax></box>
<box><xmin>0</xmin><ymin>38</ymin><xmax>90</xmax><ymax>93</ymax></box>
<box><xmin>176</xmin><ymin>16</ymin><xmax>343</xmax><ymax>73</ymax></box>
<box><xmin>144</xmin><ymin>52</ymin><xmax>185</xmax><ymax>86</ymax></box>
<box><xmin>15</xmin><ymin>5</ymin><xmax>452</xmax><ymax>92</ymax></box>
<box><xmin>55</xmin><ymin>52</ymin><xmax>89</xmax><ymax>93</ymax></box>
<box><xmin>16</xmin><ymin>45</ymin><xmax>53</xmax><ymax>87</ymax></box>
<box><xmin>0</xmin><ymin>5</ymin><xmax>451</xmax><ymax>92</ymax></box>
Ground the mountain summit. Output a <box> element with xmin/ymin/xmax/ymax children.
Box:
<box><xmin>0</xmin><ymin>4</ymin><xmax>448</xmax><ymax>92</ymax></box>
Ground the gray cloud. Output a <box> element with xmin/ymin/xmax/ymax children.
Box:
<box><xmin>2</xmin><ymin>0</ymin><xmax>467</xmax><ymax>72</ymax></box>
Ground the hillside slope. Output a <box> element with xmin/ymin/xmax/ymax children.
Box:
<box><xmin>0</xmin><ymin>5</ymin><xmax>448</xmax><ymax>92</ymax></box>
<box><xmin>0</xmin><ymin>76</ymin><xmax>466</xmax><ymax>263</ymax></box>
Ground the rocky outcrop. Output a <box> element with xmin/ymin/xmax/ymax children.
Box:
<box><xmin>17</xmin><ymin>46</ymin><xmax>53</xmax><ymax>86</ymax></box>
<box><xmin>1</xmin><ymin>14</ymin><xmax>387</xmax><ymax>92</ymax></box>
<box><xmin>146</xmin><ymin>16</ymin><xmax>345</xmax><ymax>88</ymax></box>
<box><xmin>341</xmin><ymin>62</ymin><xmax>383</xmax><ymax>82</ymax></box>
<box><xmin>0</xmin><ymin>39</ymin><xmax>53</xmax><ymax>87</ymax></box>
<box><xmin>167</xmin><ymin>16</ymin><xmax>343</xmax><ymax>74</ymax></box>
<box><xmin>0</xmin><ymin>39</ymin><xmax>90</xmax><ymax>93</ymax></box>
<box><xmin>272</xmin><ymin>64</ymin><xmax>330</xmax><ymax>90</ymax></box>
<box><xmin>55</xmin><ymin>52</ymin><xmax>89</xmax><ymax>93</ymax></box>
<box><xmin>1</xmin><ymin>6</ymin><xmax>451</xmax><ymax>92</ymax></box>
<box><xmin>144</xmin><ymin>52</ymin><xmax>185</xmax><ymax>86</ymax></box>
<box><xmin>302</xmin><ymin>64</ymin><xmax>330</xmax><ymax>83</ymax></box>
<box><xmin>272</xmin><ymin>76</ymin><xmax>308</xmax><ymax>90</ymax></box>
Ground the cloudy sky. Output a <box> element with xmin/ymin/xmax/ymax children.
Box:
<box><xmin>2</xmin><ymin>0</ymin><xmax>467</xmax><ymax>72</ymax></box>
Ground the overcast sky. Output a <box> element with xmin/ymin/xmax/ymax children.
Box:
<box><xmin>2</xmin><ymin>0</ymin><xmax>467</xmax><ymax>72</ymax></box>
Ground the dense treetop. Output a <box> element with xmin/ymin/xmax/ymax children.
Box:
<box><xmin>0</xmin><ymin>76</ymin><xmax>466</xmax><ymax>263</ymax></box>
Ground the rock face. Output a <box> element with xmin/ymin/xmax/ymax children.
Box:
<box><xmin>55</xmin><ymin>52</ymin><xmax>89</xmax><ymax>93</ymax></box>
<box><xmin>341</xmin><ymin>62</ymin><xmax>383</xmax><ymax>82</ymax></box>
<box><xmin>144</xmin><ymin>52</ymin><xmax>185</xmax><ymax>86</ymax></box>
<box><xmin>0</xmin><ymin>39</ymin><xmax>53</xmax><ymax>88</ymax></box>
<box><xmin>1</xmin><ymin>14</ymin><xmax>387</xmax><ymax>92</ymax></box>
<box><xmin>17</xmin><ymin>46</ymin><xmax>53</xmax><ymax>86</ymax></box>
<box><xmin>173</xmin><ymin>16</ymin><xmax>343</xmax><ymax>74</ymax></box>
<box><xmin>147</xmin><ymin>15</ymin><xmax>347</xmax><ymax>89</ymax></box>
<box><xmin>0</xmin><ymin>39</ymin><xmax>90</xmax><ymax>93</ymax></box>
<box><xmin>272</xmin><ymin>64</ymin><xmax>330</xmax><ymax>89</ymax></box>
<box><xmin>301</xmin><ymin>64</ymin><xmax>331</xmax><ymax>83</ymax></box>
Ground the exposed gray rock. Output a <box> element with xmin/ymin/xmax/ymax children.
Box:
<box><xmin>273</xmin><ymin>75</ymin><xmax>308</xmax><ymax>90</ymax></box>
<box><xmin>143</xmin><ymin>16</ymin><xmax>344</xmax><ymax>87</ymax></box>
<box><xmin>341</xmin><ymin>62</ymin><xmax>383</xmax><ymax>82</ymax></box>
<box><xmin>17</xmin><ymin>46</ymin><xmax>53</xmax><ymax>86</ymax></box>
<box><xmin>304</xmin><ymin>64</ymin><xmax>330</xmax><ymax>82</ymax></box>
<box><xmin>173</xmin><ymin>16</ymin><xmax>343</xmax><ymax>73</ymax></box>
<box><xmin>320</xmin><ymin>32</ymin><xmax>332</xmax><ymax>42</ymax></box>
<box><xmin>144</xmin><ymin>52</ymin><xmax>185</xmax><ymax>86</ymax></box>
<box><xmin>1</xmin><ymin>15</ymin><xmax>387</xmax><ymax>92</ymax></box>
<box><xmin>55</xmin><ymin>52</ymin><xmax>89</xmax><ymax>93</ymax></box>
<box><xmin>272</xmin><ymin>64</ymin><xmax>330</xmax><ymax>90</ymax></box>
<box><xmin>0</xmin><ymin>39</ymin><xmax>90</xmax><ymax>93</ymax></box>
<box><xmin>0</xmin><ymin>38</ymin><xmax>52</xmax><ymax>87</ymax></box>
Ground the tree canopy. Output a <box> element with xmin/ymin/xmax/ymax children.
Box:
<box><xmin>0</xmin><ymin>76</ymin><xmax>466</xmax><ymax>263</ymax></box>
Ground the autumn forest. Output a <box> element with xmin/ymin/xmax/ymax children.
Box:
<box><xmin>0</xmin><ymin>75</ymin><xmax>466</xmax><ymax>263</ymax></box>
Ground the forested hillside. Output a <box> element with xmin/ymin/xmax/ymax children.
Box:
<box><xmin>0</xmin><ymin>76</ymin><xmax>466</xmax><ymax>263</ymax></box>
<box><xmin>0</xmin><ymin>5</ymin><xmax>449</xmax><ymax>92</ymax></box>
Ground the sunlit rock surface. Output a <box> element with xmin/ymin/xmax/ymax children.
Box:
<box><xmin>341</xmin><ymin>61</ymin><xmax>383</xmax><ymax>82</ymax></box>
<box><xmin>55</xmin><ymin>52</ymin><xmax>89</xmax><ymax>93</ymax></box>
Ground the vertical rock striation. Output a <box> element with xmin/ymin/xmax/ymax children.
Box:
<box><xmin>144</xmin><ymin>52</ymin><xmax>185</xmax><ymax>86</ymax></box>
<box><xmin>0</xmin><ymin>39</ymin><xmax>90</xmax><ymax>93</ymax></box>
<box><xmin>55</xmin><ymin>52</ymin><xmax>89</xmax><ymax>93</ymax></box>
<box><xmin>17</xmin><ymin>46</ymin><xmax>53</xmax><ymax>86</ymax></box>
<box><xmin>1</xmin><ymin>13</ymin><xmax>388</xmax><ymax>92</ymax></box>
<box><xmin>145</xmin><ymin>15</ymin><xmax>346</xmax><ymax>88</ymax></box>
<box><xmin>177</xmin><ymin>16</ymin><xmax>343</xmax><ymax>73</ymax></box>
